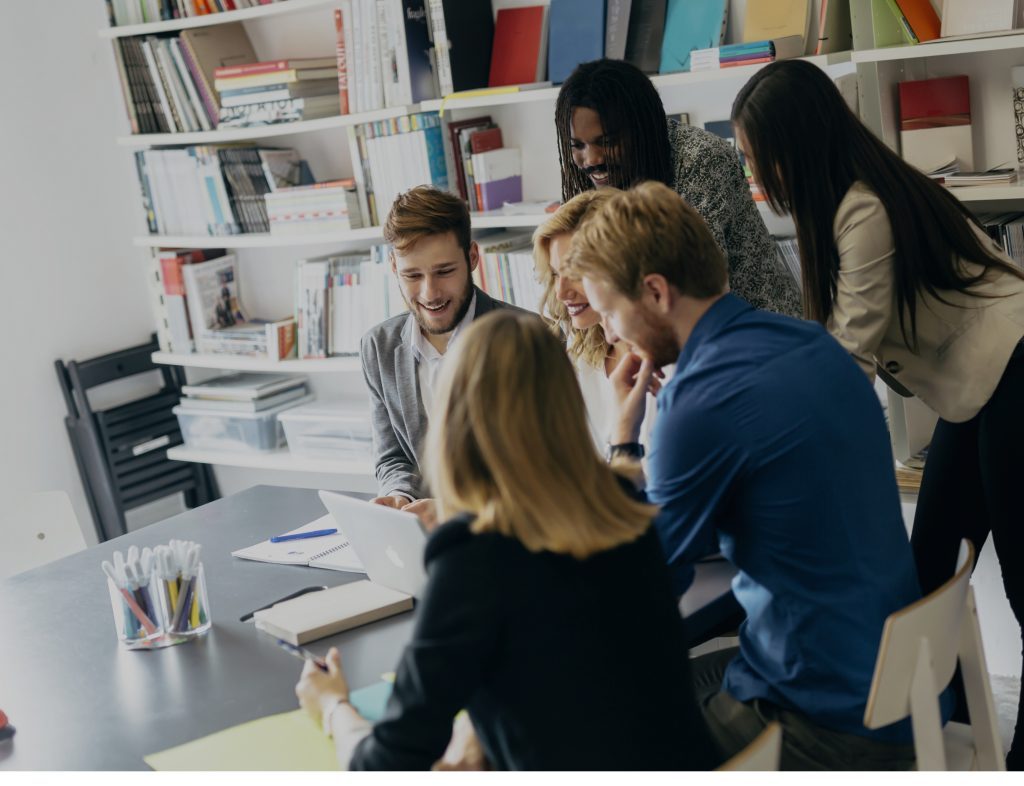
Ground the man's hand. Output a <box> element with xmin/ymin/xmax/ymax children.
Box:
<box><xmin>401</xmin><ymin>498</ymin><xmax>439</xmax><ymax>531</ymax></box>
<box><xmin>609</xmin><ymin>350</ymin><xmax>656</xmax><ymax>444</ymax></box>
<box><xmin>295</xmin><ymin>647</ymin><xmax>351</xmax><ymax>732</ymax></box>
<box><xmin>371</xmin><ymin>495</ymin><xmax>410</xmax><ymax>510</ymax></box>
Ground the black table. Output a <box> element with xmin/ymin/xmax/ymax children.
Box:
<box><xmin>0</xmin><ymin>484</ymin><xmax>736</xmax><ymax>770</ymax></box>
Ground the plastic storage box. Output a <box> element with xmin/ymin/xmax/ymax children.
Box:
<box><xmin>278</xmin><ymin>401</ymin><xmax>373</xmax><ymax>459</ymax></box>
<box><xmin>173</xmin><ymin>395</ymin><xmax>314</xmax><ymax>452</ymax></box>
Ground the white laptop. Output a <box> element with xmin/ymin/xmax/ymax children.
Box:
<box><xmin>318</xmin><ymin>490</ymin><xmax>428</xmax><ymax>598</ymax></box>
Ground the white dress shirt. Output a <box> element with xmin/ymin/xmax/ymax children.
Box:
<box><xmin>408</xmin><ymin>292</ymin><xmax>477</xmax><ymax>420</ymax></box>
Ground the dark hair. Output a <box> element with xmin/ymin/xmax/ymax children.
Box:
<box><xmin>383</xmin><ymin>185</ymin><xmax>471</xmax><ymax>259</ymax></box>
<box><xmin>732</xmin><ymin>60</ymin><xmax>1022</xmax><ymax>345</ymax></box>
<box><xmin>555</xmin><ymin>59</ymin><xmax>672</xmax><ymax>203</ymax></box>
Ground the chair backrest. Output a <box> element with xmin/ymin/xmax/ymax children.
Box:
<box><xmin>0</xmin><ymin>491</ymin><xmax>86</xmax><ymax>579</ymax></box>
<box><xmin>864</xmin><ymin>540</ymin><xmax>973</xmax><ymax>730</ymax></box>
<box><xmin>864</xmin><ymin>540</ymin><xmax>1005</xmax><ymax>770</ymax></box>
<box><xmin>718</xmin><ymin>722</ymin><xmax>782</xmax><ymax>771</ymax></box>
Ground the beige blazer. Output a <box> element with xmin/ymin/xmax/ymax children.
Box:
<box><xmin>827</xmin><ymin>182</ymin><xmax>1024</xmax><ymax>423</ymax></box>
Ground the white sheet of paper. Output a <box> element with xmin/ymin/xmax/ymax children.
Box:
<box><xmin>231</xmin><ymin>515</ymin><xmax>366</xmax><ymax>573</ymax></box>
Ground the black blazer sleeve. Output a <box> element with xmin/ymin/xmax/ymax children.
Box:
<box><xmin>349</xmin><ymin>526</ymin><xmax>500</xmax><ymax>770</ymax></box>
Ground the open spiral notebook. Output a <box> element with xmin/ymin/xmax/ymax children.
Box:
<box><xmin>231</xmin><ymin>515</ymin><xmax>366</xmax><ymax>573</ymax></box>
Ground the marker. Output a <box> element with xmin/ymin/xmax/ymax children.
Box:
<box><xmin>269</xmin><ymin>528</ymin><xmax>338</xmax><ymax>543</ymax></box>
<box><xmin>275</xmin><ymin>639</ymin><xmax>328</xmax><ymax>671</ymax></box>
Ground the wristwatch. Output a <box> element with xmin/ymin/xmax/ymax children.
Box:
<box><xmin>606</xmin><ymin>442</ymin><xmax>645</xmax><ymax>461</ymax></box>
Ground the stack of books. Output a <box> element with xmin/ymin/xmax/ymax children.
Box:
<box><xmin>943</xmin><ymin>169</ymin><xmax>1018</xmax><ymax>187</ymax></box>
<box><xmin>178</xmin><ymin>373</ymin><xmax>310</xmax><ymax>414</ymax></box>
<box><xmin>265</xmin><ymin>179</ymin><xmax>363</xmax><ymax>236</ymax></box>
<box><xmin>214</xmin><ymin>58</ymin><xmax>342</xmax><ymax>128</ymax></box>
<box><xmin>690</xmin><ymin>35</ymin><xmax>804</xmax><ymax>72</ymax></box>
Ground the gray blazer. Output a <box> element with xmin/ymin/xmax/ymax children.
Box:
<box><xmin>360</xmin><ymin>287</ymin><xmax>522</xmax><ymax>499</ymax></box>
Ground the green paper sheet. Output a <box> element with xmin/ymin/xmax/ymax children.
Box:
<box><xmin>144</xmin><ymin>680</ymin><xmax>393</xmax><ymax>771</ymax></box>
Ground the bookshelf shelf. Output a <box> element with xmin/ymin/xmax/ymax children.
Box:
<box><xmin>98</xmin><ymin>0</ymin><xmax>339</xmax><ymax>39</ymax></box>
<box><xmin>851</xmin><ymin>32</ymin><xmax>1024</xmax><ymax>63</ymax></box>
<box><xmin>115</xmin><ymin>105</ymin><xmax>418</xmax><ymax>148</ymax></box>
<box><xmin>152</xmin><ymin>351</ymin><xmax>362</xmax><ymax>373</ymax></box>
<box><xmin>419</xmin><ymin>52</ymin><xmax>851</xmax><ymax>114</ymax></box>
<box><xmin>948</xmin><ymin>185</ymin><xmax>1024</xmax><ymax>203</ymax></box>
<box><xmin>133</xmin><ymin>212</ymin><xmax>547</xmax><ymax>248</ymax></box>
<box><xmin>167</xmin><ymin>445</ymin><xmax>376</xmax><ymax>485</ymax></box>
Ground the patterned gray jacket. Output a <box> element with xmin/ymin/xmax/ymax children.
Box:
<box><xmin>669</xmin><ymin>120</ymin><xmax>802</xmax><ymax>317</ymax></box>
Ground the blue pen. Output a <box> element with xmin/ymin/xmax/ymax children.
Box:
<box><xmin>269</xmin><ymin>528</ymin><xmax>338</xmax><ymax>543</ymax></box>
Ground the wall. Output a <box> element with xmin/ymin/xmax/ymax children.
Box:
<box><xmin>0</xmin><ymin>4</ymin><xmax>158</xmax><ymax>549</ymax></box>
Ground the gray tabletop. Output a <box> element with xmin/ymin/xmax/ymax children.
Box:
<box><xmin>0</xmin><ymin>485</ymin><xmax>414</xmax><ymax>771</ymax></box>
<box><xmin>0</xmin><ymin>484</ymin><xmax>736</xmax><ymax>771</ymax></box>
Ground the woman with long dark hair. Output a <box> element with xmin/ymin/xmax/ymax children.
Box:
<box><xmin>732</xmin><ymin>59</ymin><xmax>1024</xmax><ymax>769</ymax></box>
<box><xmin>555</xmin><ymin>58</ymin><xmax>801</xmax><ymax>317</ymax></box>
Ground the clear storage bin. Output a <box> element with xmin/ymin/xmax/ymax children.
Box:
<box><xmin>173</xmin><ymin>395</ymin><xmax>314</xmax><ymax>452</ymax></box>
<box><xmin>278</xmin><ymin>401</ymin><xmax>373</xmax><ymax>458</ymax></box>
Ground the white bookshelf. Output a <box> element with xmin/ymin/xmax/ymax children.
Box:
<box><xmin>98</xmin><ymin>0</ymin><xmax>339</xmax><ymax>39</ymax></box>
<box><xmin>116</xmin><ymin>105</ymin><xmax>418</xmax><ymax>148</ymax></box>
<box><xmin>153</xmin><ymin>351</ymin><xmax>362</xmax><ymax>373</ymax></box>
<box><xmin>133</xmin><ymin>212</ymin><xmax>547</xmax><ymax>248</ymax></box>
<box><xmin>420</xmin><ymin>52</ymin><xmax>852</xmax><ymax>114</ymax></box>
<box><xmin>167</xmin><ymin>445</ymin><xmax>376</xmax><ymax>486</ymax></box>
<box><xmin>851</xmin><ymin>31</ymin><xmax>1024</xmax><ymax>63</ymax></box>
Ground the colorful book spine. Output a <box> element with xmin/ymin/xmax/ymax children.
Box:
<box><xmin>334</xmin><ymin>7</ymin><xmax>350</xmax><ymax>115</ymax></box>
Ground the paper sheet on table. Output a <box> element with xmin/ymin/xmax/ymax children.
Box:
<box><xmin>144</xmin><ymin>680</ymin><xmax>393</xmax><ymax>771</ymax></box>
<box><xmin>231</xmin><ymin>514</ymin><xmax>365</xmax><ymax>573</ymax></box>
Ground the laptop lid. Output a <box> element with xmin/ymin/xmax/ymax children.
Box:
<box><xmin>317</xmin><ymin>491</ymin><xmax>428</xmax><ymax>598</ymax></box>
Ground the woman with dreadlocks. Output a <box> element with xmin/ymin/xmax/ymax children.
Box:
<box><xmin>554</xmin><ymin>58</ymin><xmax>801</xmax><ymax>318</ymax></box>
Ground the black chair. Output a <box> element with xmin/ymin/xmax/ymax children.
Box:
<box><xmin>55</xmin><ymin>336</ymin><xmax>219</xmax><ymax>542</ymax></box>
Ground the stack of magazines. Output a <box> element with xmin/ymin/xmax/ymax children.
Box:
<box><xmin>178</xmin><ymin>373</ymin><xmax>309</xmax><ymax>414</ymax></box>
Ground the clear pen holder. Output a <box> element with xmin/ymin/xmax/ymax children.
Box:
<box><xmin>107</xmin><ymin>574</ymin><xmax>167</xmax><ymax>649</ymax></box>
<box><xmin>162</xmin><ymin>563</ymin><xmax>212</xmax><ymax>638</ymax></box>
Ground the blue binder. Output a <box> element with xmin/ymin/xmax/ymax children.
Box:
<box><xmin>659</xmin><ymin>0</ymin><xmax>729</xmax><ymax>74</ymax></box>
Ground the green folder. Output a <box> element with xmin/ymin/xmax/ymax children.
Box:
<box><xmin>144</xmin><ymin>680</ymin><xmax>393</xmax><ymax>771</ymax></box>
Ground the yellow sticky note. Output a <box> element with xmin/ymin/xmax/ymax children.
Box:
<box><xmin>144</xmin><ymin>710</ymin><xmax>339</xmax><ymax>771</ymax></box>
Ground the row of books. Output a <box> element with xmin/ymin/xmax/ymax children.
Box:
<box><xmin>446</xmin><ymin>117</ymin><xmax>522</xmax><ymax>213</ymax></box>
<box><xmin>134</xmin><ymin>145</ymin><xmax>312</xmax><ymax>236</ymax></box>
<box><xmin>979</xmin><ymin>213</ymin><xmax>1024</xmax><ymax>270</ymax></box>
<box><xmin>348</xmin><ymin>111</ymin><xmax>448</xmax><ymax>227</ymax></box>
<box><xmin>214</xmin><ymin>57</ymin><xmax>341</xmax><ymax>128</ymax></box>
<box><xmin>295</xmin><ymin>248</ymin><xmax>405</xmax><ymax>359</ymax></box>
<box><xmin>472</xmin><ymin>232</ymin><xmax>545</xmax><ymax>313</ymax></box>
<box><xmin>150</xmin><ymin>249</ymin><xmax>297</xmax><ymax>358</ymax></box>
<box><xmin>106</xmin><ymin>0</ymin><xmax>281</xmax><ymax>27</ymax></box>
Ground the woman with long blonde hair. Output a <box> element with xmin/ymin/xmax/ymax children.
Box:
<box><xmin>295</xmin><ymin>311</ymin><xmax>719</xmax><ymax>770</ymax></box>
<box><xmin>534</xmin><ymin>191</ymin><xmax>660</xmax><ymax>450</ymax></box>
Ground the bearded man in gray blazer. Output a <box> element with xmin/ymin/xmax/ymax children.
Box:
<box><xmin>361</xmin><ymin>186</ymin><xmax>526</xmax><ymax>524</ymax></box>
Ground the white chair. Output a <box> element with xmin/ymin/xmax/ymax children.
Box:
<box><xmin>718</xmin><ymin>722</ymin><xmax>782</xmax><ymax>771</ymax></box>
<box><xmin>0</xmin><ymin>490</ymin><xmax>86</xmax><ymax>579</ymax></box>
<box><xmin>863</xmin><ymin>540</ymin><xmax>1005</xmax><ymax>771</ymax></box>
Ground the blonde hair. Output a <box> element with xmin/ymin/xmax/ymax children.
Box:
<box><xmin>567</xmin><ymin>181</ymin><xmax>728</xmax><ymax>298</ymax></box>
<box><xmin>424</xmin><ymin>311</ymin><xmax>656</xmax><ymax>558</ymax></box>
<box><xmin>383</xmin><ymin>185</ymin><xmax>472</xmax><ymax>258</ymax></box>
<box><xmin>532</xmin><ymin>190</ymin><xmax>618</xmax><ymax>368</ymax></box>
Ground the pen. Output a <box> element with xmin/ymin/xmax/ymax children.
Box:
<box><xmin>275</xmin><ymin>639</ymin><xmax>328</xmax><ymax>671</ymax></box>
<box><xmin>239</xmin><ymin>585</ymin><xmax>327</xmax><ymax>622</ymax></box>
<box><xmin>269</xmin><ymin>528</ymin><xmax>338</xmax><ymax>543</ymax></box>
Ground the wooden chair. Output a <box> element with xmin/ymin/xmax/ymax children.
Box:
<box><xmin>863</xmin><ymin>540</ymin><xmax>1005</xmax><ymax>770</ymax></box>
<box><xmin>0</xmin><ymin>491</ymin><xmax>86</xmax><ymax>579</ymax></box>
<box><xmin>717</xmin><ymin>722</ymin><xmax>782</xmax><ymax>771</ymax></box>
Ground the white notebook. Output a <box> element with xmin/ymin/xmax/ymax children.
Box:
<box><xmin>254</xmin><ymin>580</ymin><xmax>413</xmax><ymax>645</ymax></box>
<box><xmin>231</xmin><ymin>515</ymin><xmax>366</xmax><ymax>573</ymax></box>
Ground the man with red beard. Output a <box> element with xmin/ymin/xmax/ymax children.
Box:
<box><xmin>361</xmin><ymin>186</ymin><xmax>527</xmax><ymax>526</ymax></box>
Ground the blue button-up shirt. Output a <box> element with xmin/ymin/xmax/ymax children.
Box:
<box><xmin>648</xmin><ymin>293</ymin><xmax>924</xmax><ymax>741</ymax></box>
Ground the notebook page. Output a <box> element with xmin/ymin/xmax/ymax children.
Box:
<box><xmin>231</xmin><ymin>515</ymin><xmax>358</xmax><ymax>567</ymax></box>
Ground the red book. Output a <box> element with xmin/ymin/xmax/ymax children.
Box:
<box><xmin>898</xmin><ymin>75</ymin><xmax>970</xmax><ymax>129</ymax></box>
<box><xmin>214</xmin><ymin>57</ymin><xmax>338</xmax><ymax>79</ymax></box>
<box><xmin>894</xmin><ymin>0</ymin><xmax>941</xmax><ymax>43</ymax></box>
<box><xmin>334</xmin><ymin>9</ymin><xmax>350</xmax><ymax>115</ymax></box>
<box><xmin>469</xmin><ymin>127</ymin><xmax>503</xmax><ymax>155</ymax></box>
<box><xmin>488</xmin><ymin>6</ymin><xmax>548</xmax><ymax>87</ymax></box>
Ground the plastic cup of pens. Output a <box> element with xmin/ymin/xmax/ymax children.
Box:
<box><xmin>102</xmin><ymin>539</ymin><xmax>211</xmax><ymax>649</ymax></box>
